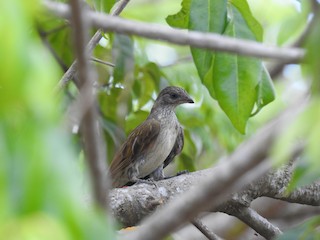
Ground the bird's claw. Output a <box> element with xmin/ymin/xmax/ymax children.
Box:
<box><xmin>176</xmin><ymin>170</ymin><xmax>189</xmax><ymax>176</ymax></box>
<box><xmin>164</xmin><ymin>170</ymin><xmax>189</xmax><ymax>180</ymax></box>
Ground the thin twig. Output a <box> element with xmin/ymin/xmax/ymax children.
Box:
<box><xmin>54</xmin><ymin>0</ymin><xmax>131</xmax><ymax>91</ymax></box>
<box><xmin>111</xmin><ymin>0</ymin><xmax>130</xmax><ymax>16</ymax></box>
<box><xmin>192</xmin><ymin>218</ymin><xmax>223</xmax><ymax>240</ymax></box>
<box><xmin>37</xmin><ymin>27</ymin><xmax>69</xmax><ymax>72</ymax></box>
<box><xmin>44</xmin><ymin>1</ymin><xmax>305</xmax><ymax>64</ymax></box>
<box><xmin>69</xmin><ymin>0</ymin><xmax>109</xmax><ymax>210</ymax></box>
<box><xmin>91</xmin><ymin>57</ymin><xmax>115</xmax><ymax>67</ymax></box>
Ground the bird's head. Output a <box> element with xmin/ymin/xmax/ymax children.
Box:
<box><xmin>152</xmin><ymin>86</ymin><xmax>194</xmax><ymax>111</ymax></box>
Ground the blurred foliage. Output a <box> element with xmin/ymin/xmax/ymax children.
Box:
<box><xmin>277</xmin><ymin>217</ymin><xmax>320</xmax><ymax>240</ymax></box>
<box><xmin>0</xmin><ymin>0</ymin><xmax>113</xmax><ymax>239</ymax></box>
<box><xmin>86</xmin><ymin>0</ymin><xmax>115</xmax><ymax>13</ymax></box>
<box><xmin>2</xmin><ymin>0</ymin><xmax>320</xmax><ymax>238</ymax></box>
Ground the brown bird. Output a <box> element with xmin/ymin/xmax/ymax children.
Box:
<box><xmin>109</xmin><ymin>86</ymin><xmax>194</xmax><ymax>188</ymax></box>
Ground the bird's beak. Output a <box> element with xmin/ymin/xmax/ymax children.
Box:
<box><xmin>185</xmin><ymin>96</ymin><xmax>194</xmax><ymax>104</ymax></box>
<box><xmin>188</xmin><ymin>98</ymin><xmax>194</xmax><ymax>104</ymax></box>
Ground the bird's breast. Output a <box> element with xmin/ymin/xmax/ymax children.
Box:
<box><xmin>138</xmin><ymin>116</ymin><xmax>179</xmax><ymax>177</ymax></box>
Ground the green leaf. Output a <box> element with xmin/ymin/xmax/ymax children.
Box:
<box><xmin>133</xmin><ymin>62</ymin><xmax>161</xmax><ymax>110</ymax></box>
<box><xmin>166</xmin><ymin>0</ymin><xmax>191</xmax><ymax>28</ymax></box>
<box><xmin>253</xmin><ymin>66</ymin><xmax>275</xmax><ymax>115</ymax></box>
<box><xmin>112</xmin><ymin>34</ymin><xmax>135</xmax><ymax>127</ymax></box>
<box><xmin>112</xmin><ymin>34</ymin><xmax>134</xmax><ymax>83</ymax></box>
<box><xmin>230</xmin><ymin>0</ymin><xmax>263</xmax><ymax>41</ymax></box>
<box><xmin>304</xmin><ymin>11</ymin><xmax>320</xmax><ymax>93</ymax></box>
<box><xmin>125</xmin><ymin>110</ymin><xmax>149</xmax><ymax>134</ymax></box>
<box><xmin>209</xmin><ymin>54</ymin><xmax>260</xmax><ymax>133</ymax></box>
<box><xmin>98</xmin><ymin>87</ymin><xmax>122</xmax><ymax>122</ymax></box>
<box><xmin>207</xmin><ymin>4</ymin><xmax>262</xmax><ymax>133</ymax></box>
<box><xmin>189</xmin><ymin>0</ymin><xmax>227</xmax><ymax>79</ymax></box>
<box><xmin>177</xmin><ymin>153</ymin><xmax>196</xmax><ymax>172</ymax></box>
<box><xmin>189</xmin><ymin>0</ymin><xmax>274</xmax><ymax>133</ymax></box>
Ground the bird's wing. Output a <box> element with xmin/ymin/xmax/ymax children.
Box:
<box><xmin>109</xmin><ymin>118</ymin><xmax>161</xmax><ymax>179</ymax></box>
<box><xmin>163</xmin><ymin>125</ymin><xmax>184</xmax><ymax>168</ymax></box>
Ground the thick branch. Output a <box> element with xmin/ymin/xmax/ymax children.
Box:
<box><xmin>110</xmin><ymin>163</ymin><xmax>320</xmax><ymax>238</ymax></box>
<box><xmin>44</xmin><ymin>1</ymin><xmax>305</xmax><ymax>64</ymax></box>
<box><xmin>270</xmin><ymin>181</ymin><xmax>320</xmax><ymax>206</ymax></box>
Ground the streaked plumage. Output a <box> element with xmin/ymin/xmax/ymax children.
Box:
<box><xmin>109</xmin><ymin>86</ymin><xmax>194</xmax><ymax>188</ymax></box>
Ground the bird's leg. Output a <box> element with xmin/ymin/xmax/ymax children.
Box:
<box><xmin>148</xmin><ymin>164</ymin><xmax>165</xmax><ymax>181</ymax></box>
<box><xmin>127</xmin><ymin>165</ymin><xmax>158</xmax><ymax>188</ymax></box>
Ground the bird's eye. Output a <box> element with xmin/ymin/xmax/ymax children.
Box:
<box><xmin>170</xmin><ymin>93</ymin><xmax>178</xmax><ymax>99</ymax></box>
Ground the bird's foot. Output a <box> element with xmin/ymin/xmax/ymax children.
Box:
<box><xmin>164</xmin><ymin>170</ymin><xmax>189</xmax><ymax>180</ymax></box>
<box><xmin>176</xmin><ymin>170</ymin><xmax>189</xmax><ymax>176</ymax></box>
<box><xmin>133</xmin><ymin>178</ymin><xmax>158</xmax><ymax>189</ymax></box>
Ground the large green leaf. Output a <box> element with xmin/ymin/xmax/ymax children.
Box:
<box><xmin>206</xmin><ymin>3</ymin><xmax>260</xmax><ymax>133</ymax></box>
<box><xmin>186</xmin><ymin>0</ymin><xmax>275</xmax><ymax>133</ymax></box>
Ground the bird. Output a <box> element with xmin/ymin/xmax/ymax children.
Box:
<box><xmin>109</xmin><ymin>86</ymin><xmax>194</xmax><ymax>188</ymax></box>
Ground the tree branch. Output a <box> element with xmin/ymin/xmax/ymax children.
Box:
<box><xmin>191</xmin><ymin>218</ymin><xmax>223</xmax><ymax>240</ymax></box>
<box><xmin>91</xmin><ymin>56</ymin><xmax>115</xmax><ymax>67</ymax></box>
<box><xmin>110</xmin><ymin>157</ymin><xmax>320</xmax><ymax>239</ymax></box>
<box><xmin>270</xmin><ymin>181</ymin><xmax>320</xmax><ymax>206</ymax></box>
<box><xmin>43</xmin><ymin>1</ymin><xmax>305</xmax><ymax>65</ymax></box>
<box><xmin>222</xmin><ymin>205</ymin><xmax>281</xmax><ymax>240</ymax></box>
<box><xmin>69</xmin><ymin>0</ymin><xmax>109</xmax><ymax>210</ymax></box>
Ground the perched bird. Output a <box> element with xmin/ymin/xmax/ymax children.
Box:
<box><xmin>109</xmin><ymin>86</ymin><xmax>194</xmax><ymax>188</ymax></box>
